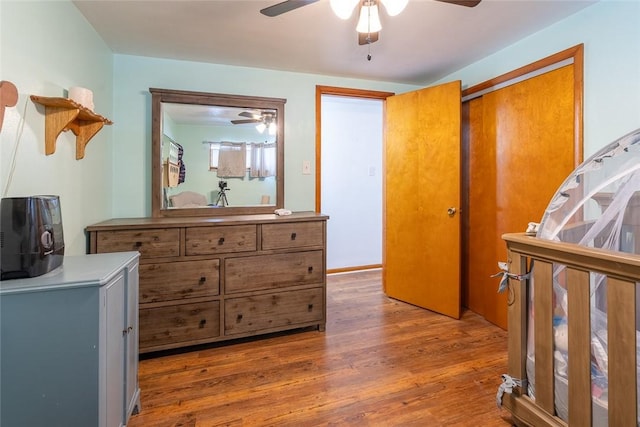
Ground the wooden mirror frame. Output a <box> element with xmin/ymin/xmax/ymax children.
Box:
<box><xmin>150</xmin><ymin>88</ymin><xmax>285</xmax><ymax>218</ymax></box>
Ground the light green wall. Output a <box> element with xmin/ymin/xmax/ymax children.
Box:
<box><xmin>0</xmin><ymin>1</ymin><xmax>113</xmax><ymax>255</ymax></box>
<box><xmin>437</xmin><ymin>0</ymin><xmax>640</xmax><ymax>157</ymax></box>
<box><xmin>111</xmin><ymin>55</ymin><xmax>419</xmax><ymax>217</ymax></box>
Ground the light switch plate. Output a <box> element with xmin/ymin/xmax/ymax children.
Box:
<box><xmin>302</xmin><ymin>160</ymin><xmax>311</xmax><ymax>175</ymax></box>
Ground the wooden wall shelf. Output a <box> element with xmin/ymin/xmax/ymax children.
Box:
<box><xmin>30</xmin><ymin>95</ymin><xmax>112</xmax><ymax>159</ymax></box>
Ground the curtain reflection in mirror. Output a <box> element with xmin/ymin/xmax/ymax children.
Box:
<box><xmin>250</xmin><ymin>143</ymin><xmax>276</xmax><ymax>177</ymax></box>
<box><xmin>217</xmin><ymin>142</ymin><xmax>246</xmax><ymax>177</ymax></box>
<box><xmin>208</xmin><ymin>142</ymin><xmax>276</xmax><ymax>178</ymax></box>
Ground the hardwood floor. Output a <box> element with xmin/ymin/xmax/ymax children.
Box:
<box><xmin>129</xmin><ymin>269</ymin><xmax>514</xmax><ymax>426</ymax></box>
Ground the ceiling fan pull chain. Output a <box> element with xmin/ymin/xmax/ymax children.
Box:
<box><xmin>363</xmin><ymin>0</ymin><xmax>374</xmax><ymax>60</ymax></box>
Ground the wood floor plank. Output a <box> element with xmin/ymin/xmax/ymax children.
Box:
<box><xmin>129</xmin><ymin>270</ymin><xmax>513</xmax><ymax>426</ymax></box>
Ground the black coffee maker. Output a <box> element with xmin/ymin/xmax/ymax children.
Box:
<box><xmin>0</xmin><ymin>195</ymin><xmax>64</xmax><ymax>280</ymax></box>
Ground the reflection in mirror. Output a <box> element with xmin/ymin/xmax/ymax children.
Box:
<box><xmin>162</xmin><ymin>104</ymin><xmax>277</xmax><ymax>207</ymax></box>
<box><xmin>150</xmin><ymin>88</ymin><xmax>285</xmax><ymax>217</ymax></box>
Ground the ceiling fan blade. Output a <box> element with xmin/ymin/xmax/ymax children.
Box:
<box><xmin>260</xmin><ymin>0</ymin><xmax>319</xmax><ymax>17</ymax></box>
<box><xmin>231</xmin><ymin>119</ymin><xmax>260</xmax><ymax>125</ymax></box>
<box><xmin>433</xmin><ymin>0</ymin><xmax>481</xmax><ymax>7</ymax></box>
<box><xmin>358</xmin><ymin>32</ymin><xmax>379</xmax><ymax>46</ymax></box>
<box><xmin>239</xmin><ymin>111</ymin><xmax>261</xmax><ymax>120</ymax></box>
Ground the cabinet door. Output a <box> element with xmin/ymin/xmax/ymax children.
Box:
<box><xmin>103</xmin><ymin>272</ymin><xmax>126</xmax><ymax>427</ymax></box>
<box><xmin>1</xmin><ymin>286</ymin><xmax>101</xmax><ymax>426</ymax></box>
<box><xmin>125</xmin><ymin>260</ymin><xmax>140</xmax><ymax>419</ymax></box>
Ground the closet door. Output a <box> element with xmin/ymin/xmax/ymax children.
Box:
<box><xmin>467</xmin><ymin>64</ymin><xmax>577</xmax><ymax>329</ymax></box>
<box><xmin>384</xmin><ymin>81</ymin><xmax>462</xmax><ymax>319</ymax></box>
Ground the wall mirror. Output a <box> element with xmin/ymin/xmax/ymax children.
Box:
<box><xmin>150</xmin><ymin>88</ymin><xmax>285</xmax><ymax>217</ymax></box>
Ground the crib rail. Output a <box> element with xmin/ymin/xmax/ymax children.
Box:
<box><xmin>502</xmin><ymin>233</ymin><xmax>640</xmax><ymax>427</ymax></box>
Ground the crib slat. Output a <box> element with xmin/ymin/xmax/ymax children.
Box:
<box><xmin>534</xmin><ymin>259</ymin><xmax>555</xmax><ymax>414</ymax></box>
<box><xmin>608</xmin><ymin>277</ymin><xmax>637</xmax><ymax>426</ymax></box>
<box><xmin>567</xmin><ymin>268</ymin><xmax>591</xmax><ymax>426</ymax></box>
<box><xmin>507</xmin><ymin>251</ymin><xmax>527</xmax><ymax>394</ymax></box>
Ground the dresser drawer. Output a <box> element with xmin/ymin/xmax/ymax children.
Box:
<box><xmin>225</xmin><ymin>250</ymin><xmax>324</xmax><ymax>293</ymax></box>
<box><xmin>225</xmin><ymin>287</ymin><xmax>323</xmax><ymax>335</ymax></box>
<box><xmin>261</xmin><ymin>221</ymin><xmax>324</xmax><ymax>250</ymax></box>
<box><xmin>139</xmin><ymin>300</ymin><xmax>220</xmax><ymax>351</ymax></box>
<box><xmin>95</xmin><ymin>229</ymin><xmax>180</xmax><ymax>258</ymax></box>
<box><xmin>139</xmin><ymin>259</ymin><xmax>220</xmax><ymax>304</ymax></box>
<box><xmin>185</xmin><ymin>225</ymin><xmax>257</xmax><ymax>255</ymax></box>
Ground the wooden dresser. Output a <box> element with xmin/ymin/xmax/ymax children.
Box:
<box><xmin>86</xmin><ymin>212</ymin><xmax>328</xmax><ymax>353</ymax></box>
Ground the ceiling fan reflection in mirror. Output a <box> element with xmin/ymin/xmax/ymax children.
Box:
<box><xmin>231</xmin><ymin>111</ymin><xmax>277</xmax><ymax>135</ymax></box>
<box><xmin>260</xmin><ymin>0</ymin><xmax>481</xmax><ymax>48</ymax></box>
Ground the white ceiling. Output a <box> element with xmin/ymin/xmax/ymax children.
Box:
<box><xmin>162</xmin><ymin>102</ymin><xmax>275</xmax><ymax>126</ymax></box>
<box><xmin>73</xmin><ymin>0</ymin><xmax>596</xmax><ymax>86</ymax></box>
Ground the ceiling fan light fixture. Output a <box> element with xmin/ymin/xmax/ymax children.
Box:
<box><xmin>356</xmin><ymin>2</ymin><xmax>382</xmax><ymax>34</ymax></box>
<box><xmin>268</xmin><ymin>122</ymin><xmax>277</xmax><ymax>135</ymax></box>
<box><xmin>256</xmin><ymin>122</ymin><xmax>267</xmax><ymax>133</ymax></box>
<box><xmin>379</xmin><ymin>0</ymin><xmax>408</xmax><ymax>16</ymax></box>
<box><xmin>329</xmin><ymin>0</ymin><xmax>360</xmax><ymax>19</ymax></box>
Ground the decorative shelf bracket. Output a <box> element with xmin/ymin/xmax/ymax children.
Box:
<box><xmin>1</xmin><ymin>81</ymin><xmax>19</xmax><ymax>133</ymax></box>
<box><xmin>30</xmin><ymin>95</ymin><xmax>112</xmax><ymax>159</ymax></box>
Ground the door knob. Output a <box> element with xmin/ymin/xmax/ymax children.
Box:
<box><xmin>447</xmin><ymin>207</ymin><xmax>457</xmax><ymax>217</ymax></box>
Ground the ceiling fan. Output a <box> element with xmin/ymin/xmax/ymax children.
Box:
<box><xmin>260</xmin><ymin>0</ymin><xmax>481</xmax><ymax>46</ymax></box>
<box><xmin>231</xmin><ymin>111</ymin><xmax>267</xmax><ymax>125</ymax></box>
<box><xmin>231</xmin><ymin>111</ymin><xmax>277</xmax><ymax>134</ymax></box>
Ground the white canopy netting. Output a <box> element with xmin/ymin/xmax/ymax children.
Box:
<box><xmin>539</xmin><ymin>127</ymin><xmax>640</xmax><ymax>249</ymax></box>
<box><xmin>530</xmin><ymin>128</ymin><xmax>640</xmax><ymax>425</ymax></box>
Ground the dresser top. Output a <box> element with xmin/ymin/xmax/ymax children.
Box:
<box><xmin>0</xmin><ymin>252</ymin><xmax>139</xmax><ymax>294</ymax></box>
<box><xmin>86</xmin><ymin>211</ymin><xmax>329</xmax><ymax>231</ymax></box>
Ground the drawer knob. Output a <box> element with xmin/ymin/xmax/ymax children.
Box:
<box><xmin>134</xmin><ymin>241</ymin><xmax>142</xmax><ymax>247</ymax></box>
<box><xmin>290</xmin><ymin>232</ymin><xmax>297</xmax><ymax>240</ymax></box>
<box><xmin>236</xmin><ymin>314</ymin><xmax>243</xmax><ymax>322</ymax></box>
<box><xmin>308</xmin><ymin>304</ymin><xmax>314</xmax><ymax>312</ymax></box>
<box><xmin>199</xmin><ymin>319</ymin><xmax>207</xmax><ymax>328</ymax></box>
<box><xmin>308</xmin><ymin>266</ymin><xmax>313</xmax><ymax>273</ymax></box>
<box><xmin>218</xmin><ymin>237</ymin><xmax>225</xmax><ymax>245</ymax></box>
<box><xmin>199</xmin><ymin>276</ymin><xmax>206</xmax><ymax>283</ymax></box>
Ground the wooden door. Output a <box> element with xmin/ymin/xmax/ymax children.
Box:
<box><xmin>383</xmin><ymin>81</ymin><xmax>462</xmax><ymax>319</ymax></box>
<box><xmin>466</xmin><ymin>64</ymin><xmax>577</xmax><ymax>328</ymax></box>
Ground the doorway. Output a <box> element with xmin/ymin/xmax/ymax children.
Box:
<box><xmin>315</xmin><ymin>86</ymin><xmax>394</xmax><ymax>273</ymax></box>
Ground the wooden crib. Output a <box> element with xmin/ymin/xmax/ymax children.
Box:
<box><xmin>501</xmin><ymin>233</ymin><xmax>640</xmax><ymax>426</ymax></box>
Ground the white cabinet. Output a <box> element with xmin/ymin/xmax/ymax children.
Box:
<box><xmin>0</xmin><ymin>252</ymin><xmax>140</xmax><ymax>427</ymax></box>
